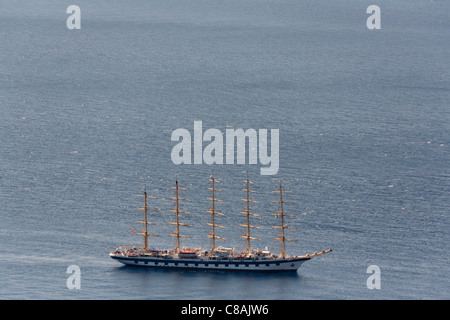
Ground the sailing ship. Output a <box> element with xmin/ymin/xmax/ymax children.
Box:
<box><xmin>110</xmin><ymin>176</ymin><xmax>332</xmax><ymax>272</ymax></box>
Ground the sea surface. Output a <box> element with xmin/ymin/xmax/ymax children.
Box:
<box><xmin>1</xmin><ymin>0</ymin><xmax>449</xmax><ymax>299</ymax></box>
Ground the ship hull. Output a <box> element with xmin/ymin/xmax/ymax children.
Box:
<box><xmin>110</xmin><ymin>254</ymin><xmax>310</xmax><ymax>272</ymax></box>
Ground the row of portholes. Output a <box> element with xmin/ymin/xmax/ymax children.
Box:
<box><xmin>131</xmin><ymin>260</ymin><xmax>281</xmax><ymax>268</ymax></box>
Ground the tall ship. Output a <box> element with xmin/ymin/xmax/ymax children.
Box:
<box><xmin>110</xmin><ymin>176</ymin><xmax>332</xmax><ymax>272</ymax></box>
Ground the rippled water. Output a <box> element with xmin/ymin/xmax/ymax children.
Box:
<box><xmin>1</xmin><ymin>0</ymin><xmax>449</xmax><ymax>299</ymax></box>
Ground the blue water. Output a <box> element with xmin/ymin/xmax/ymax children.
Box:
<box><xmin>1</xmin><ymin>0</ymin><xmax>449</xmax><ymax>299</ymax></box>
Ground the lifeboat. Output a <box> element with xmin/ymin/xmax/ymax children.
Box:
<box><xmin>178</xmin><ymin>247</ymin><xmax>200</xmax><ymax>259</ymax></box>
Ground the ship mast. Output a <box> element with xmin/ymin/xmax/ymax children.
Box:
<box><xmin>207</xmin><ymin>175</ymin><xmax>225</xmax><ymax>251</ymax></box>
<box><xmin>137</xmin><ymin>187</ymin><xmax>159</xmax><ymax>250</ymax></box>
<box><xmin>272</xmin><ymin>180</ymin><xmax>297</xmax><ymax>258</ymax></box>
<box><xmin>170</xmin><ymin>180</ymin><xmax>191</xmax><ymax>251</ymax></box>
<box><xmin>240</xmin><ymin>176</ymin><xmax>260</xmax><ymax>254</ymax></box>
